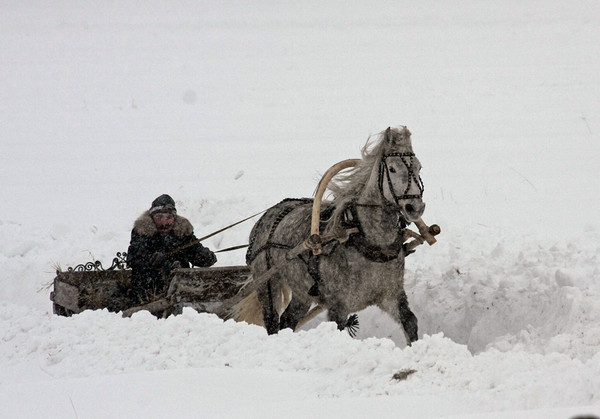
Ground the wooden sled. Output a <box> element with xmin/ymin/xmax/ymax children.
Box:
<box><xmin>50</xmin><ymin>257</ymin><xmax>251</xmax><ymax>318</ymax></box>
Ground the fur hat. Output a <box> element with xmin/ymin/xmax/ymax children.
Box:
<box><xmin>149</xmin><ymin>194</ymin><xmax>177</xmax><ymax>216</ymax></box>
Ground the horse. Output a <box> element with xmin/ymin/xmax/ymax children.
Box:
<box><xmin>232</xmin><ymin>126</ymin><xmax>426</xmax><ymax>344</ymax></box>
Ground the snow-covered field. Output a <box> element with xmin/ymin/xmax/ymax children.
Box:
<box><xmin>1</xmin><ymin>1</ymin><xmax>599</xmax><ymax>417</ymax></box>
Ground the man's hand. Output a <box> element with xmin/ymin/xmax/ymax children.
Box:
<box><xmin>207</xmin><ymin>251</ymin><xmax>217</xmax><ymax>266</ymax></box>
<box><xmin>195</xmin><ymin>248</ymin><xmax>217</xmax><ymax>267</ymax></box>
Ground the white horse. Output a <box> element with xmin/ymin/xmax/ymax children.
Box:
<box><xmin>232</xmin><ymin>126</ymin><xmax>426</xmax><ymax>344</ymax></box>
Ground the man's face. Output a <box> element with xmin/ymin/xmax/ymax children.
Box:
<box><xmin>152</xmin><ymin>213</ymin><xmax>175</xmax><ymax>235</ymax></box>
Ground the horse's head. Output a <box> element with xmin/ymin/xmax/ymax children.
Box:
<box><xmin>378</xmin><ymin>126</ymin><xmax>426</xmax><ymax>222</ymax></box>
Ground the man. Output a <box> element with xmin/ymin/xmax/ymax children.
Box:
<box><xmin>127</xmin><ymin>194</ymin><xmax>217</xmax><ymax>305</ymax></box>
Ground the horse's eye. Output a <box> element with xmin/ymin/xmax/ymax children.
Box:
<box><xmin>389</xmin><ymin>167</ymin><xmax>397</xmax><ymax>173</ymax></box>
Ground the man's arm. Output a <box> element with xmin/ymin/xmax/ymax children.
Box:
<box><xmin>181</xmin><ymin>235</ymin><xmax>217</xmax><ymax>267</ymax></box>
<box><xmin>127</xmin><ymin>231</ymin><xmax>153</xmax><ymax>269</ymax></box>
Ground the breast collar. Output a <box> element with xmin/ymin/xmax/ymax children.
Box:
<box><xmin>341</xmin><ymin>203</ymin><xmax>407</xmax><ymax>263</ymax></box>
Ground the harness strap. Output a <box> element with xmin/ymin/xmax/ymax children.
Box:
<box><xmin>342</xmin><ymin>204</ymin><xmax>407</xmax><ymax>263</ymax></box>
<box><xmin>247</xmin><ymin>198</ymin><xmax>343</xmax><ymax>297</ymax></box>
<box><xmin>246</xmin><ymin>199</ymin><xmax>310</xmax><ymax>267</ymax></box>
<box><xmin>306</xmin><ymin>253</ymin><xmax>322</xmax><ymax>296</ymax></box>
<box><xmin>249</xmin><ymin>200</ymin><xmax>303</xmax><ymax>324</ymax></box>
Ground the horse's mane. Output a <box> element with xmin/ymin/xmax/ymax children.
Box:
<box><xmin>326</xmin><ymin>136</ymin><xmax>382</xmax><ymax>201</ymax></box>
<box><xmin>322</xmin><ymin>126</ymin><xmax>412</xmax><ymax>232</ymax></box>
<box><xmin>326</xmin><ymin>126</ymin><xmax>411</xmax><ymax>201</ymax></box>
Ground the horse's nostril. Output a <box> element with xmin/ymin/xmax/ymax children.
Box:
<box><xmin>405</xmin><ymin>204</ymin><xmax>415</xmax><ymax>213</ymax></box>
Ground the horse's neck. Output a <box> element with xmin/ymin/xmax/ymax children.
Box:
<box><xmin>352</xmin><ymin>199</ymin><xmax>402</xmax><ymax>243</ymax></box>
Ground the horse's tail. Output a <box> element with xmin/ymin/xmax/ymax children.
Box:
<box><xmin>229</xmin><ymin>291</ymin><xmax>264</xmax><ymax>326</ymax></box>
<box><xmin>229</xmin><ymin>280</ymin><xmax>293</xmax><ymax>328</ymax></box>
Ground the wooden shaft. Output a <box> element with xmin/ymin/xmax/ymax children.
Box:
<box><xmin>213</xmin><ymin>238</ymin><xmax>312</xmax><ymax>318</ymax></box>
<box><xmin>294</xmin><ymin>305</ymin><xmax>326</xmax><ymax>331</ymax></box>
<box><xmin>414</xmin><ymin>218</ymin><xmax>438</xmax><ymax>245</ymax></box>
<box><xmin>122</xmin><ymin>298</ymin><xmax>171</xmax><ymax>318</ymax></box>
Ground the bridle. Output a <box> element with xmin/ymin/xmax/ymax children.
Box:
<box><xmin>378</xmin><ymin>152</ymin><xmax>424</xmax><ymax>207</ymax></box>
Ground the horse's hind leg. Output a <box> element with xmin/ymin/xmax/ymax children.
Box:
<box><xmin>327</xmin><ymin>302</ymin><xmax>350</xmax><ymax>331</ymax></box>
<box><xmin>279</xmin><ymin>298</ymin><xmax>309</xmax><ymax>331</ymax></box>
<box><xmin>257</xmin><ymin>280</ymin><xmax>280</xmax><ymax>335</ymax></box>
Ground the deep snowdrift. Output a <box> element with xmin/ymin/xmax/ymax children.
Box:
<box><xmin>1</xmin><ymin>1</ymin><xmax>599</xmax><ymax>418</ymax></box>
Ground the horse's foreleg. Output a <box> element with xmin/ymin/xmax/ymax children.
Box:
<box><xmin>397</xmin><ymin>289</ymin><xmax>418</xmax><ymax>344</ymax></box>
<box><xmin>380</xmin><ymin>289</ymin><xmax>419</xmax><ymax>345</ymax></box>
<box><xmin>279</xmin><ymin>297</ymin><xmax>309</xmax><ymax>331</ymax></box>
<box><xmin>327</xmin><ymin>302</ymin><xmax>349</xmax><ymax>331</ymax></box>
<box><xmin>399</xmin><ymin>302</ymin><xmax>418</xmax><ymax>344</ymax></box>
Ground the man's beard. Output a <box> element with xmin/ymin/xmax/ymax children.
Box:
<box><xmin>158</xmin><ymin>226</ymin><xmax>172</xmax><ymax>235</ymax></box>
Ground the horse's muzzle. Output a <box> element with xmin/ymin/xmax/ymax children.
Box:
<box><xmin>402</xmin><ymin>200</ymin><xmax>426</xmax><ymax>222</ymax></box>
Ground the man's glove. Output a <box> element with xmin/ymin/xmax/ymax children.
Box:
<box><xmin>207</xmin><ymin>251</ymin><xmax>217</xmax><ymax>266</ymax></box>
<box><xmin>196</xmin><ymin>249</ymin><xmax>217</xmax><ymax>267</ymax></box>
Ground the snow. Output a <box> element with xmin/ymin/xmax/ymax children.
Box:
<box><xmin>1</xmin><ymin>1</ymin><xmax>599</xmax><ymax>417</ymax></box>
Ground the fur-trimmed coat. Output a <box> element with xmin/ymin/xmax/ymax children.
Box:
<box><xmin>127</xmin><ymin>211</ymin><xmax>216</xmax><ymax>303</ymax></box>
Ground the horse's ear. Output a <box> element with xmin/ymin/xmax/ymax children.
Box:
<box><xmin>384</xmin><ymin>127</ymin><xmax>392</xmax><ymax>143</ymax></box>
<box><xmin>384</xmin><ymin>126</ymin><xmax>411</xmax><ymax>148</ymax></box>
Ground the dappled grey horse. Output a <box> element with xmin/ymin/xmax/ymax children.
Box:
<box><xmin>238</xmin><ymin>126</ymin><xmax>426</xmax><ymax>344</ymax></box>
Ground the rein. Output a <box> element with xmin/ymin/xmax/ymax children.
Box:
<box><xmin>215</xmin><ymin>244</ymin><xmax>250</xmax><ymax>253</ymax></box>
<box><xmin>163</xmin><ymin>209</ymin><xmax>266</xmax><ymax>259</ymax></box>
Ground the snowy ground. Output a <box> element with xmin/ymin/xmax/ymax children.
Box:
<box><xmin>1</xmin><ymin>1</ymin><xmax>599</xmax><ymax>418</ymax></box>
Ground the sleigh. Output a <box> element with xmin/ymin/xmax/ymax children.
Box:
<box><xmin>50</xmin><ymin>253</ymin><xmax>251</xmax><ymax>318</ymax></box>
